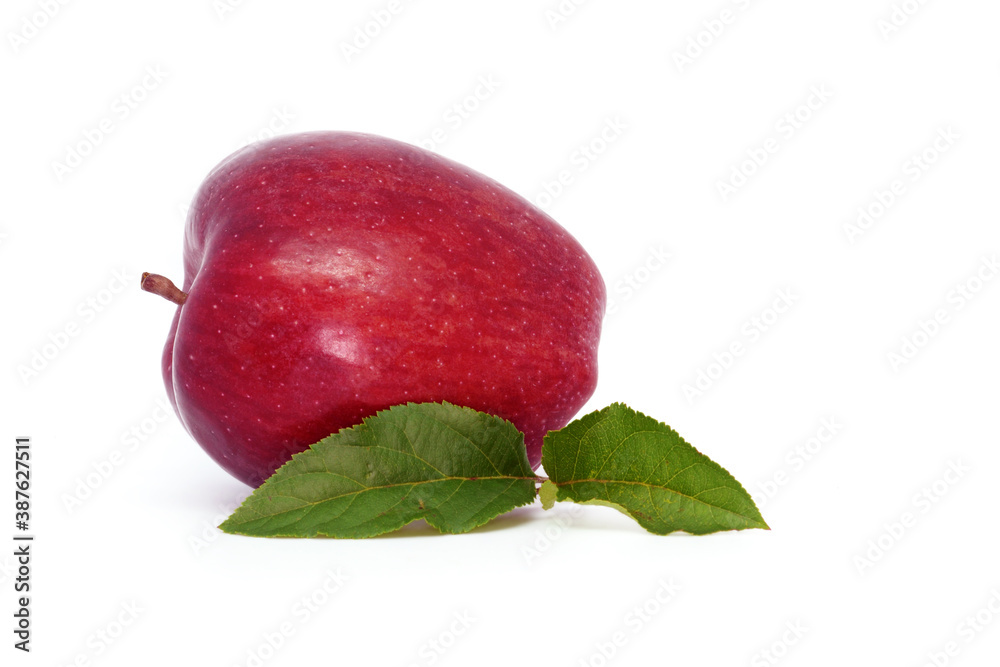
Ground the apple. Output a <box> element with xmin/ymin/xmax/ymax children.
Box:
<box><xmin>143</xmin><ymin>131</ymin><xmax>605</xmax><ymax>487</ymax></box>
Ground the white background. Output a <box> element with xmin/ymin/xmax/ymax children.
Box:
<box><xmin>3</xmin><ymin>1</ymin><xmax>999</xmax><ymax>665</ymax></box>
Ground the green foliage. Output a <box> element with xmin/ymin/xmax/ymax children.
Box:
<box><xmin>220</xmin><ymin>402</ymin><xmax>537</xmax><ymax>538</ymax></box>
<box><xmin>221</xmin><ymin>402</ymin><xmax>768</xmax><ymax>539</ymax></box>
<box><xmin>542</xmin><ymin>403</ymin><xmax>768</xmax><ymax>535</ymax></box>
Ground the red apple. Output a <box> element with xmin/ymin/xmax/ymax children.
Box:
<box><xmin>143</xmin><ymin>131</ymin><xmax>605</xmax><ymax>487</ymax></box>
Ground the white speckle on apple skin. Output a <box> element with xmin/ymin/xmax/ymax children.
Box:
<box><xmin>171</xmin><ymin>131</ymin><xmax>604</xmax><ymax>484</ymax></box>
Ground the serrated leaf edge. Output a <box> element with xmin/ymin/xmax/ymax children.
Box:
<box><xmin>542</xmin><ymin>403</ymin><xmax>769</xmax><ymax>533</ymax></box>
<box><xmin>219</xmin><ymin>401</ymin><xmax>538</xmax><ymax>538</ymax></box>
<box><xmin>221</xmin><ymin>477</ymin><xmax>538</xmax><ymax>538</ymax></box>
<box><xmin>553</xmin><ymin>478</ymin><xmax>768</xmax><ymax>529</ymax></box>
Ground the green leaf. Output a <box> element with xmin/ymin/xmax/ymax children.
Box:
<box><xmin>538</xmin><ymin>480</ymin><xmax>558</xmax><ymax>510</ymax></box>
<box><xmin>220</xmin><ymin>402</ymin><xmax>538</xmax><ymax>538</ymax></box>
<box><xmin>542</xmin><ymin>403</ymin><xmax>769</xmax><ymax>535</ymax></box>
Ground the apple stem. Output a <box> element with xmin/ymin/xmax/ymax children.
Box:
<box><xmin>141</xmin><ymin>272</ymin><xmax>188</xmax><ymax>306</ymax></box>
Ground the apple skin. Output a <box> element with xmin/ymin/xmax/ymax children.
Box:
<box><xmin>160</xmin><ymin>131</ymin><xmax>605</xmax><ymax>487</ymax></box>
